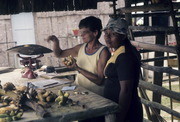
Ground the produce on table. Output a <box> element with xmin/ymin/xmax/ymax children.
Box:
<box><xmin>0</xmin><ymin>81</ymin><xmax>79</xmax><ymax>121</ymax></box>
<box><xmin>55</xmin><ymin>90</ymin><xmax>70</xmax><ymax>106</ymax></box>
<box><xmin>63</xmin><ymin>55</ymin><xmax>76</xmax><ymax>66</ymax></box>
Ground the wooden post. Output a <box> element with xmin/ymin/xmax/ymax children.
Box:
<box><xmin>142</xmin><ymin>1</ymin><xmax>149</xmax><ymax>81</ymax></box>
<box><xmin>152</xmin><ymin>6</ymin><xmax>169</xmax><ymax>119</ymax></box>
<box><xmin>124</xmin><ymin>0</ymin><xmax>132</xmax><ymax>25</ymax></box>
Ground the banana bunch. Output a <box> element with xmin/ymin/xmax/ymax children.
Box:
<box><xmin>0</xmin><ymin>104</ymin><xmax>23</xmax><ymax>121</ymax></box>
<box><xmin>0</xmin><ymin>96</ymin><xmax>13</xmax><ymax>106</ymax></box>
<box><xmin>55</xmin><ymin>90</ymin><xmax>70</xmax><ymax>106</ymax></box>
<box><xmin>36</xmin><ymin>89</ymin><xmax>57</xmax><ymax>107</ymax></box>
<box><xmin>3</xmin><ymin>82</ymin><xmax>16</xmax><ymax>92</ymax></box>
<box><xmin>63</xmin><ymin>55</ymin><xmax>76</xmax><ymax>66</ymax></box>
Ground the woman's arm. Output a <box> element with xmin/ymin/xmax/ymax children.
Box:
<box><xmin>117</xmin><ymin>80</ymin><xmax>134</xmax><ymax>121</ymax></box>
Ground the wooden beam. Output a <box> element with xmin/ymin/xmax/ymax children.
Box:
<box><xmin>141</xmin><ymin>63</ymin><xmax>180</xmax><ymax>76</ymax></box>
<box><xmin>129</xmin><ymin>26</ymin><xmax>175</xmax><ymax>32</ymax></box>
<box><xmin>131</xmin><ymin>11</ymin><xmax>180</xmax><ymax>18</ymax></box>
<box><xmin>141</xmin><ymin>55</ymin><xmax>177</xmax><ymax>62</ymax></box>
<box><xmin>139</xmin><ymin>80</ymin><xmax>180</xmax><ymax>101</ymax></box>
<box><xmin>117</xmin><ymin>2</ymin><xmax>180</xmax><ymax>13</ymax></box>
<box><xmin>110</xmin><ymin>11</ymin><xmax>180</xmax><ymax>18</ymax></box>
<box><xmin>140</xmin><ymin>98</ymin><xmax>180</xmax><ymax>118</ymax></box>
<box><xmin>133</xmin><ymin>31</ymin><xmax>175</xmax><ymax>37</ymax></box>
<box><xmin>131</xmin><ymin>41</ymin><xmax>177</xmax><ymax>54</ymax></box>
<box><xmin>139</xmin><ymin>49</ymin><xmax>154</xmax><ymax>53</ymax></box>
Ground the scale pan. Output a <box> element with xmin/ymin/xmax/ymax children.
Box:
<box><xmin>7</xmin><ymin>44</ymin><xmax>52</xmax><ymax>55</ymax></box>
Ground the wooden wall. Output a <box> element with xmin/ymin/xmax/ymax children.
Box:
<box><xmin>0</xmin><ymin>2</ymin><xmax>112</xmax><ymax>68</ymax></box>
<box><xmin>0</xmin><ymin>15</ymin><xmax>16</xmax><ymax>67</ymax></box>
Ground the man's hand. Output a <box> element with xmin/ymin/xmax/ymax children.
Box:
<box><xmin>46</xmin><ymin>35</ymin><xmax>59</xmax><ymax>43</ymax></box>
<box><xmin>63</xmin><ymin>55</ymin><xmax>77</xmax><ymax>69</ymax></box>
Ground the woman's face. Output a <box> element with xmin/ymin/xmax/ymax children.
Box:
<box><xmin>79</xmin><ymin>27</ymin><xmax>97</xmax><ymax>43</ymax></box>
<box><xmin>104</xmin><ymin>29</ymin><xmax>126</xmax><ymax>49</ymax></box>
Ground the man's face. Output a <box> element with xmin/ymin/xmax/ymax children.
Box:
<box><xmin>79</xmin><ymin>28</ymin><xmax>97</xmax><ymax>43</ymax></box>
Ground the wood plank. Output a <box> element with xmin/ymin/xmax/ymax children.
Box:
<box><xmin>39</xmin><ymin>71</ymin><xmax>77</xmax><ymax>79</ymax></box>
<box><xmin>141</xmin><ymin>63</ymin><xmax>180</xmax><ymax>76</ymax></box>
<box><xmin>117</xmin><ymin>2</ymin><xmax>180</xmax><ymax>13</ymax></box>
<box><xmin>129</xmin><ymin>26</ymin><xmax>175</xmax><ymax>32</ymax></box>
<box><xmin>140</xmin><ymin>98</ymin><xmax>180</xmax><ymax>118</ymax></box>
<box><xmin>131</xmin><ymin>41</ymin><xmax>177</xmax><ymax>54</ymax></box>
<box><xmin>133</xmin><ymin>31</ymin><xmax>176</xmax><ymax>37</ymax></box>
<box><xmin>141</xmin><ymin>56</ymin><xmax>177</xmax><ymax>63</ymax></box>
<box><xmin>139</xmin><ymin>80</ymin><xmax>180</xmax><ymax>101</ymax></box>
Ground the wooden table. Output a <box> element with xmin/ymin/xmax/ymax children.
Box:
<box><xmin>0</xmin><ymin>67</ymin><xmax>119</xmax><ymax>122</ymax></box>
<box><xmin>19</xmin><ymin>81</ymin><xmax>119</xmax><ymax>122</ymax></box>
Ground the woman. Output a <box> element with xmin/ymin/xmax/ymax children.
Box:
<box><xmin>103</xmin><ymin>17</ymin><xmax>143</xmax><ymax>122</ymax></box>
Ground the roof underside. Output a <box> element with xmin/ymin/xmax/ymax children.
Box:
<box><xmin>0</xmin><ymin>0</ymin><xmax>117</xmax><ymax>15</ymax></box>
<box><xmin>0</xmin><ymin>0</ymin><xmax>151</xmax><ymax>15</ymax></box>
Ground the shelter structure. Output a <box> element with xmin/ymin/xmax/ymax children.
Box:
<box><xmin>0</xmin><ymin>0</ymin><xmax>179</xmax><ymax>121</ymax></box>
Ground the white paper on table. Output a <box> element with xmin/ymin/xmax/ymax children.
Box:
<box><xmin>61</xmin><ymin>86</ymin><xmax>76</xmax><ymax>91</ymax></box>
<box><xmin>25</xmin><ymin>79</ymin><xmax>72</xmax><ymax>89</ymax></box>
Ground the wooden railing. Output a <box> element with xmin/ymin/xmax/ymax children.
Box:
<box><xmin>130</xmin><ymin>40</ymin><xmax>180</xmax><ymax>121</ymax></box>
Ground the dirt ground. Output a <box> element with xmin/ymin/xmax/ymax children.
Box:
<box><xmin>143</xmin><ymin>76</ymin><xmax>180</xmax><ymax>122</ymax></box>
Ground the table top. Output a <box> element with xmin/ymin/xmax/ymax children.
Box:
<box><xmin>22</xmin><ymin>84</ymin><xmax>119</xmax><ymax>122</ymax></box>
<box><xmin>0</xmin><ymin>67</ymin><xmax>119</xmax><ymax>122</ymax></box>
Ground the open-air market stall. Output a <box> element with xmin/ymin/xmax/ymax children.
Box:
<box><xmin>0</xmin><ymin>0</ymin><xmax>180</xmax><ymax>121</ymax></box>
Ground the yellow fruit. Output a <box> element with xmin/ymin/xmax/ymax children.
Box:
<box><xmin>12</xmin><ymin>116</ymin><xmax>18</xmax><ymax>121</ymax></box>
<box><xmin>0</xmin><ymin>116</ymin><xmax>12</xmax><ymax>122</ymax></box>
<box><xmin>9</xmin><ymin>111</ymin><xmax>15</xmax><ymax>116</ymax></box>
<box><xmin>42</xmin><ymin>91</ymin><xmax>51</xmax><ymax>98</ymax></box>
<box><xmin>16</xmin><ymin>112</ymin><xmax>23</xmax><ymax>118</ymax></box>
<box><xmin>16</xmin><ymin>86</ymin><xmax>27</xmax><ymax>92</ymax></box>
<box><xmin>58</xmin><ymin>101</ymin><xmax>64</xmax><ymax>106</ymax></box>
<box><xmin>46</xmin><ymin>95</ymin><xmax>53</xmax><ymax>102</ymax></box>
<box><xmin>0</xmin><ymin>108</ymin><xmax>10</xmax><ymax>114</ymax></box>
<box><xmin>63</xmin><ymin>55</ymin><xmax>76</xmax><ymax>66</ymax></box>
<box><xmin>55</xmin><ymin>96</ymin><xmax>64</xmax><ymax>102</ymax></box>
<box><xmin>64</xmin><ymin>92</ymin><xmax>70</xmax><ymax>98</ymax></box>
<box><xmin>58</xmin><ymin>90</ymin><xmax>64</xmax><ymax>96</ymax></box>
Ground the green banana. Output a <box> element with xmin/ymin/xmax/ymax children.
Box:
<box><xmin>0</xmin><ymin>114</ymin><xmax>8</xmax><ymax>118</ymax></box>
<box><xmin>55</xmin><ymin>90</ymin><xmax>70</xmax><ymax>106</ymax></box>
<box><xmin>58</xmin><ymin>90</ymin><xmax>64</xmax><ymax>96</ymax></box>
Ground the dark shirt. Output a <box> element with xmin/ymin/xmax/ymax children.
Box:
<box><xmin>104</xmin><ymin>45</ymin><xmax>143</xmax><ymax>122</ymax></box>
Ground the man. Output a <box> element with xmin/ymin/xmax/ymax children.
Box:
<box><xmin>46</xmin><ymin>16</ymin><xmax>110</xmax><ymax>96</ymax></box>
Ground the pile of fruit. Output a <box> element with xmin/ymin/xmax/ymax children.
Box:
<box><xmin>0</xmin><ymin>81</ymin><xmax>71</xmax><ymax>121</ymax></box>
<box><xmin>0</xmin><ymin>82</ymin><xmax>23</xmax><ymax>121</ymax></box>
<box><xmin>63</xmin><ymin>55</ymin><xmax>76</xmax><ymax>66</ymax></box>
<box><xmin>0</xmin><ymin>104</ymin><xmax>23</xmax><ymax>121</ymax></box>
<box><xmin>36</xmin><ymin>89</ymin><xmax>57</xmax><ymax>107</ymax></box>
<box><xmin>55</xmin><ymin>90</ymin><xmax>70</xmax><ymax>106</ymax></box>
